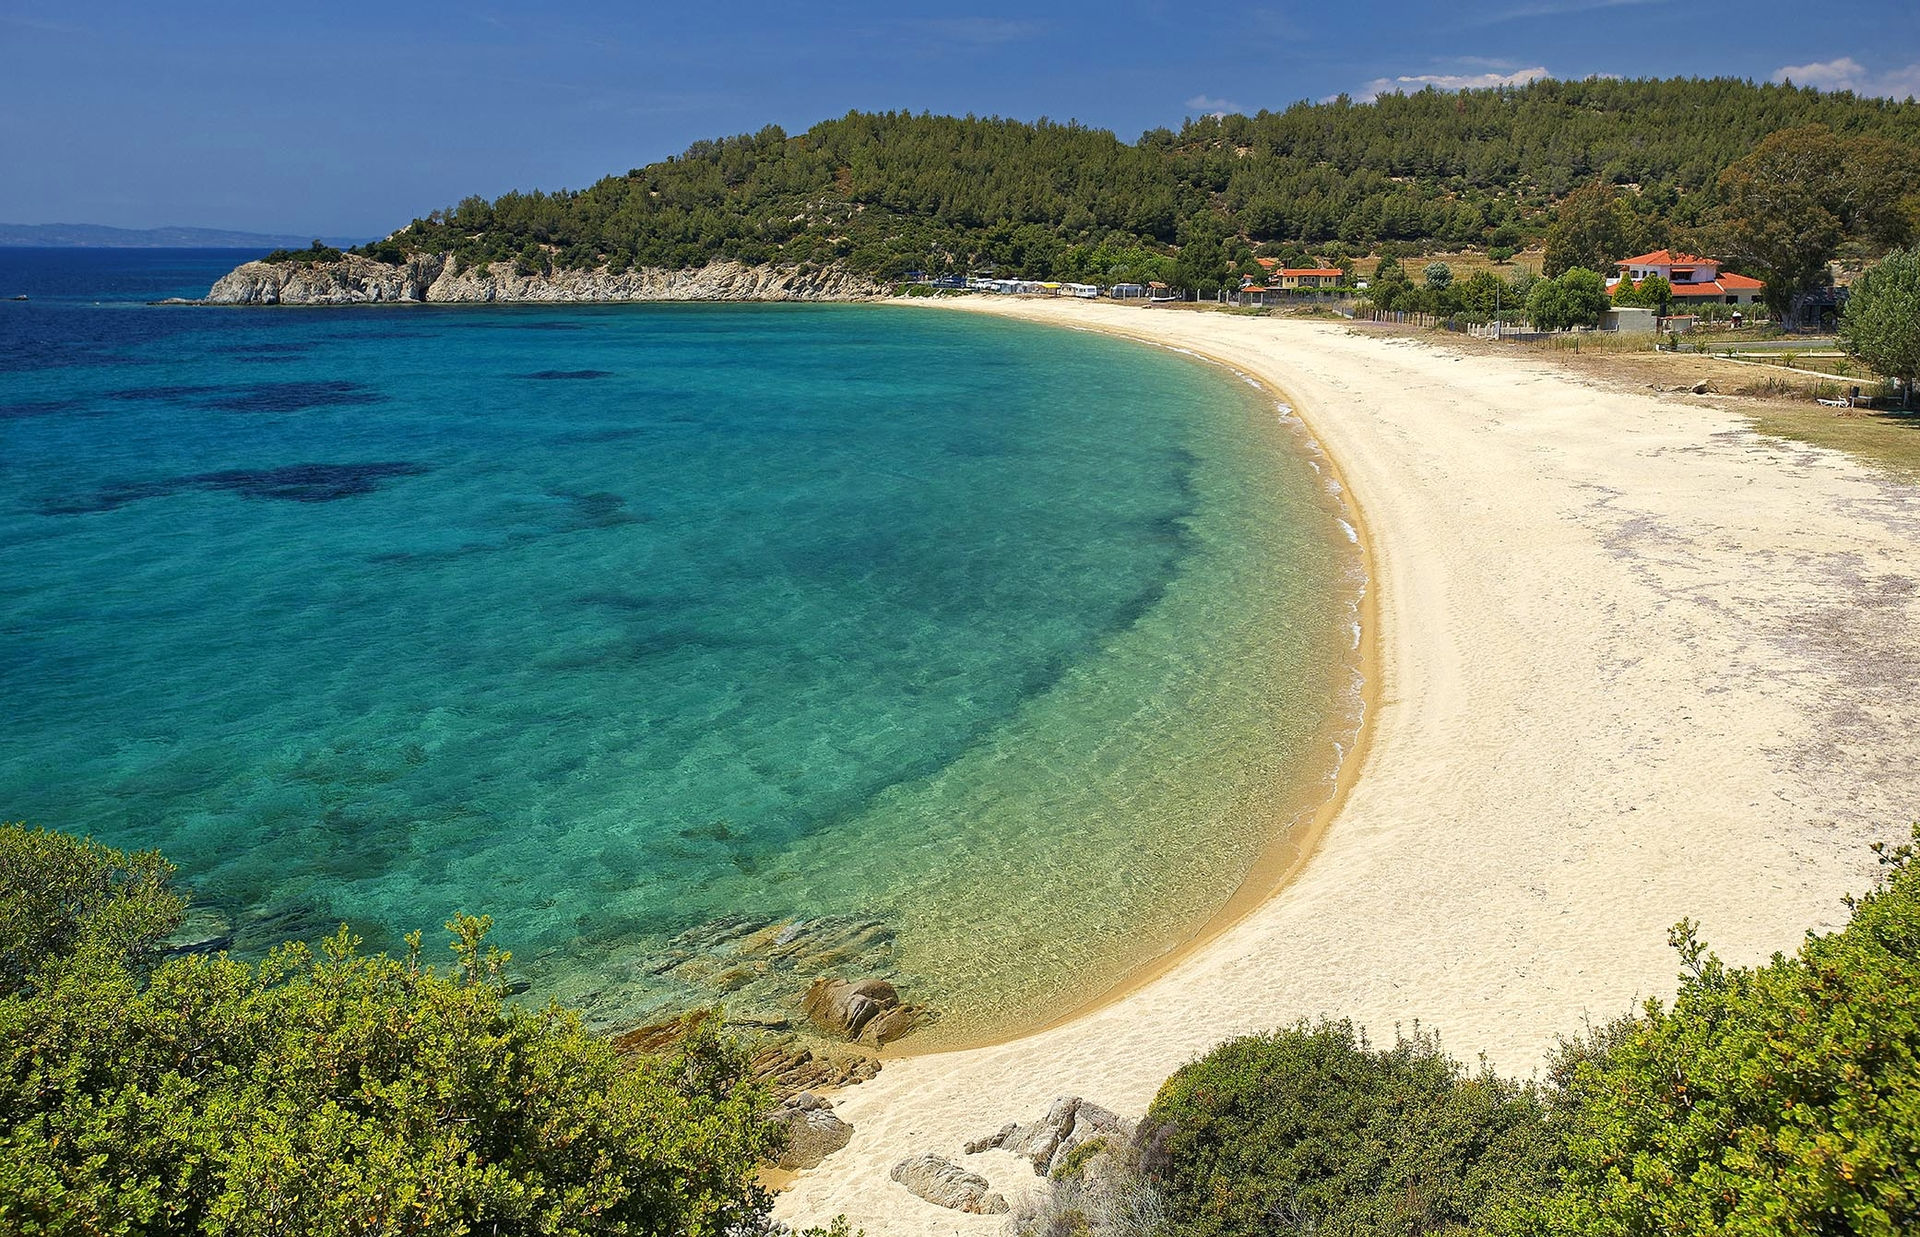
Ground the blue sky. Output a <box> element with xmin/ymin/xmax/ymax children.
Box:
<box><xmin>3</xmin><ymin>0</ymin><xmax>1915</xmax><ymax>237</ymax></box>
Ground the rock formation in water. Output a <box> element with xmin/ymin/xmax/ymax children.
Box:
<box><xmin>204</xmin><ymin>252</ymin><xmax>885</xmax><ymax>305</ymax></box>
<box><xmin>802</xmin><ymin>975</ymin><xmax>928</xmax><ymax>1046</ymax></box>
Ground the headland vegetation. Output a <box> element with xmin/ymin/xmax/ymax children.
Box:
<box><xmin>203</xmin><ymin>77</ymin><xmax>1916</xmax><ymax>309</ymax></box>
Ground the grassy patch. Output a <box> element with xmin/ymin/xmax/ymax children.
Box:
<box><xmin>1751</xmin><ymin>405</ymin><xmax>1920</xmax><ymax>479</ymax></box>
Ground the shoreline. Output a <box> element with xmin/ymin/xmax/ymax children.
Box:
<box><xmin>773</xmin><ymin>297</ymin><xmax>1920</xmax><ymax>1234</ymax></box>
<box><xmin>899</xmin><ymin>329</ymin><xmax>1385</xmax><ymax>1057</ymax></box>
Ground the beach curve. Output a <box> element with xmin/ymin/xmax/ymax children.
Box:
<box><xmin>773</xmin><ymin>298</ymin><xmax>1920</xmax><ymax>1234</ymax></box>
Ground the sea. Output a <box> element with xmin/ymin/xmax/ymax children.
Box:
<box><xmin>0</xmin><ymin>249</ymin><xmax>1363</xmax><ymax>1045</ymax></box>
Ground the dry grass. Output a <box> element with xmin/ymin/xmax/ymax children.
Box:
<box><xmin>1353</xmin><ymin>248</ymin><xmax>1546</xmax><ymax>279</ymax></box>
<box><xmin>1428</xmin><ymin>331</ymin><xmax>1920</xmax><ymax>479</ymax></box>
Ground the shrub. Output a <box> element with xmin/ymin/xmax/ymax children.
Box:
<box><xmin>260</xmin><ymin>240</ymin><xmax>343</xmax><ymax>265</ymax></box>
<box><xmin>0</xmin><ymin>824</ymin><xmax>778</xmax><ymax>1236</ymax></box>
<box><xmin>1514</xmin><ymin>831</ymin><xmax>1920</xmax><ymax>1235</ymax></box>
<box><xmin>1141</xmin><ymin>1021</ymin><xmax>1556</xmax><ymax>1236</ymax></box>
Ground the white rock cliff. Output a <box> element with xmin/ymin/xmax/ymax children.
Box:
<box><xmin>204</xmin><ymin>253</ymin><xmax>885</xmax><ymax>305</ymax></box>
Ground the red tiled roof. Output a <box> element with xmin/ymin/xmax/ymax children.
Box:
<box><xmin>1667</xmin><ymin>278</ymin><xmax>1763</xmax><ymax>297</ymax></box>
<box><xmin>1613</xmin><ymin>271</ymin><xmax>1765</xmax><ymax>297</ymax></box>
<box><xmin>1255</xmin><ymin>257</ymin><xmax>1279</xmax><ymax>268</ymax></box>
<box><xmin>1617</xmin><ymin>249</ymin><xmax>1714</xmax><ymax>268</ymax></box>
<box><xmin>1242</xmin><ymin>286</ymin><xmax>1270</xmax><ymax>293</ymax></box>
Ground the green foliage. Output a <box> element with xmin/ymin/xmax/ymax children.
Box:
<box><xmin>260</xmin><ymin>240</ymin><xmax>344</xmax><ymax>265</ymax></box>
<box><xmin>1841</xmin><ymin>246</ymin><xmax>1920</xmax><ymax>399</ymax></box>
<box><xmin>354</xmin><ymin>238</ymin><xmax>408</xmax><ymax>265</ymax></box>
<box><xmin>1367</xmin><ymin>255</ymin><xmax>1422</xmax><ymax>311</ymax></box>
<box><xmin>1141</xmin><ymin>1021</ymin><xmax>1556</xmax><ymax>1237</ymax></box>
<box><xmin>1544</xmin><ymin>182</ymin><xmax>1637</xmax><ymax>278</ymax></box>
<box><xmin>1527</xmin><ymin>267</ymin><xmax>1611</xmax><ymax>331</ymax></box>
<box><xmin>0</xmin><ymin>825</ymin><xmax>777</xmax><ymax>1236</ymax></box>
<box><xmin>1456</xmin><ymin>269</ymin><xmax>1520</xmax><ymax>320</ymax></box>
<box><xmin>1514</xmin><ymin>830</ymin><xmax>1920</xmax><ymax>1235</ymax></box>
<box><xmin>1424</xmin><ymin>261</ymin><xmax>1454</xmax><ymax>290</ymax></box>
<box><xmin>1614</xmin><ymin>273</ymin><xmax>1674</xmax><ymax>314</ymax></box>
<box><xmin>358</xmin><ymin>81</ymin><xmax>1916</xmax><ymax>287</ymax></box>
<box><xmin>1706</xmin><ymin>125</ymin><xmax>1920</xmax><ymax>317</ymax></box>
<box><xmin>0</xmin><ymin>824</ymin><xmax>183</xmax><ymax>997</ymax></box>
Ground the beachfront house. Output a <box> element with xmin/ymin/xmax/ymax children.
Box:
<box><xmin>1250</xmin><ymin>258</ymin><xmax>1346</xmax><ymax>291</ymax></box>
<box><xmin>1609</xmin><ymin>250</ymin><xmax>1764</xmax><ymax>307</ymax></box>
<box><xmin>1279</xmin><ymin>266</ymin><xmax>1344</xmax><ymax>290</ymax></box>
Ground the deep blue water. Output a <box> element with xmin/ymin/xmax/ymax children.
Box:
<box><xmin>0</xmin><ymin>250</ymin><xmax>1358</xmax><ymax>1038</ymax></box>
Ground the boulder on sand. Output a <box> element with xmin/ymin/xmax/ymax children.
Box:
<box><xmin>889</xmin><ymin>1153</ymin><xmax>1009</xmax><ymax>1214</ymax></box>
<box><xmin>966</xmin><ymin>1095</ymin><xmax>1130</xmax><ymax>1177</ymax></box>
<box><xmin>769</xmin><ymin>1091</ymin><xmax>853</xmax><ymax>1170</ymax></box>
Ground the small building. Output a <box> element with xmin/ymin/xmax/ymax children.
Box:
<box><xmin>1279</xmin><ymin>267</ymin><xmax>1344</xmax><ymax>289</ymax></box>
<box><xmin>1147</xmin><ymin>281</ymin><xmax>1178</xmax><ymax>302</ymax></box>
<box><xmin>1109</xmin><ymin>282</ymin><xmax>1147</xmax><ymax>299</ymax></box>
<box><xmin>1610</xmin><ymin>250</ymin><xmax>1764</xmax><ymax>307</ymax></box>
<box><xmin>1602</xmin><ymin>306</ymin><xmax>1657</xmax><ymax>334</ymax></box>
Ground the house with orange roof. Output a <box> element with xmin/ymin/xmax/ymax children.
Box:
<box><xmin>1609</xmin><ymin>250</ymin><xmax>1764</xmax><ymax>306</ymax></box>
<box><xmin>1253</xmin><ymin>257</ymin><xmax>1347</xmax><ymax>289</ymax></box>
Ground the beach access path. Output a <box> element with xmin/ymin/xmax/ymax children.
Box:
<box><xmin>773</xmin><ymin>298</ymin><xmax>1920</xmax><ymax>1235</ymax></box>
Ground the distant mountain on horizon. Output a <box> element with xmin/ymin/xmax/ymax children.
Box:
<box><xmin>0</xmin><ymin>222</ymin><xmax>364</xmax><ymax>249</ymax></box>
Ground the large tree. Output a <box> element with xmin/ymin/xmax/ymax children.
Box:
<box><xmin>1706</xmin><ymin>126</ymin><xmax>1919</xmax><ymax>323</ymax></box>
<box><xmin>1840</xmin><ymin>246</ymin><xmax>1920</xmax><ymax>405</ymax></box>
<box><xmin>1528</xmin><ymin>268</ymin><xmax>1611</xmax><ymax>331</ymax></box>
<box><xmin>1543</xmin><ymin>182</ymin><xmax>1636</xmax><ymax>279</ymax></box>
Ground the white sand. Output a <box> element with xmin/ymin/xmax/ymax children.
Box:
<box><xmin>773</xmin><ymin>299</ymin><xmax>1920</xmax><ymax>1235</ymax></box>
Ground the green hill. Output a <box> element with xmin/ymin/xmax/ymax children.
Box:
<box><xmin>365</xmin><ymin>77</ymin><xmax>1919</xmax><ymax>289</ymax></box>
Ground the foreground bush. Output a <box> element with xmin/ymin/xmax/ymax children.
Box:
<box><xmin>1517</xmin><ymin>835</ymin><xmax>1920</xmax><ymax>1236</ymax></box>
<box><xmin>1133</xmin><ymin>831</ymin><xmax>1920</xmax><ymax>1237</ymax></box>
<box><xmin>0</xmin><ymin>825</ymin><xmax>778</xmax><ymax>1236</ymax></box>
<box><xmin>1140</xmin><ymin>1021</ymin><xmax>1555</xmax><ymax>1236</ymax></box>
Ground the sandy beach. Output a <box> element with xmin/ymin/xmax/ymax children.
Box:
<box><xmin>772</xmin><ymin>297</ymin><xmax>1920</xmax><ymax>1234</ymax></box>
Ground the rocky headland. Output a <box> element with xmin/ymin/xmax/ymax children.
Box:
<box><xmin>203</xmin><ymin>252</ymin><xmax>886</xmax><ymax>305</ymax></box>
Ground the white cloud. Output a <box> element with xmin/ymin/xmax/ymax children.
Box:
<box><xmin>1772</xmin><ymin>57</ymin><xmax>1920</xmax><ymax>100</ymax></box>
<box><xmin>1357</xmin><ymin>66</ymin><xmax>1549</xmax><ymax>103</ymax></box>
<box><xmin>1185</xmin><ymin>95</ymin><xmax>1245</xmax><ymax>117</ymax></box>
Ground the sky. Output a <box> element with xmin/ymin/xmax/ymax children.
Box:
<box><xmin>3</xmin><ymin>0</ymin><xmax>1916</xmax><ymax>238</ymax></box>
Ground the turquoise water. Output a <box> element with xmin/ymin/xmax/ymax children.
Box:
<box><xmin>0</xmin><ymin>252</ymin><xmax>1361</xmax><ymax>1042</ymax></box>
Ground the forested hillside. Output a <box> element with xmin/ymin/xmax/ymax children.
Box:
<box><xmin>360</xmin><ymin>78</ymin><xmax>1919</xmax><ymax>289</ymax></box>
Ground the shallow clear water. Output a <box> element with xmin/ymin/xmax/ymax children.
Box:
<box><xmin>0</xmin><ymin>251</ymin><xmax>1361</xmax><ymax>1042</ymax></box>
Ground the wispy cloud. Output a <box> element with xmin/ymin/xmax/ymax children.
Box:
<box><xmin>1473</xmin><ymin>0</ymin><xmax>1667</xmax><ymax>23</ymax></box>
<box><xmin>1185</xmin><ymin>94</ymin><xmax>1245</xmax><ymax>117</ymax></box>
<box><xmin>1357</xmin><ymin>66</ymin><xmax>1550</xmax><ymax>102</ymax></box>
<box><xmin>1772</xmin><ymin>57</ymin><xmax>1920</xmax><ymax>100</ymax></box>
